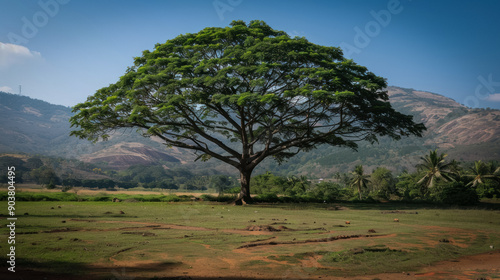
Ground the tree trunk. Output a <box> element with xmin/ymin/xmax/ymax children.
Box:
<box><xmin>234</xmin><ymin>168</ymin><xmax>254</xmax><ymax>205</ymax></box>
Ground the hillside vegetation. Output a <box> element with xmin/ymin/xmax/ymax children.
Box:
<box><xmin>2</xmin><ymin>148</ymin><xmax>499</xmax><ymax>206</ymax></box>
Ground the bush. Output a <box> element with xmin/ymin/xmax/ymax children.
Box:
<box><xmin>160</xmin><ymin>194</ymin><xmax>182</xmax><ymax>202</ymax></box>
<box><xmin>254</xmin><ymin>192</ymin><xmax>280</xmax><ymax>203</ymax></box>
<box><xmin>200</xmin><ymin>194</ymin><xmax>235</xmax><ymax>202</ymax></box>
<box><xmin>89</xmin><ymin>195</ymin><xmax>112</xmax><ymax>202</ymax></box>
<box><xmin>62</xmin><ymin>178</ymin><xmax>82</xmax><ymax>187</ymax></box>
<box><xmin>116</xmin><ymin>181</ymin><xmax>139</xmax><ymax>189</ymax></box>
<box><xmin>226</xmin><ymin>187</ymin><xmax>240</xmax><ymax>194</ymax></box>
<box><xmin>4</xmin><ymin>192</ymin><xmax>79</xmax><ymax>201</ymax></box>
<box><xmin>475</xmin><ymin>181</ymin><xmax>500</xmax><ymax>199</ymax></box>
<box><xmin>349</xmin><ymin>196</ymin><xmax>380</xmax><ymax>203</ymax></box>
<box><xmin>311</xmin><ymin>182</ymin><xmax>344</xmax><ymax>202</ymax></box>
<box><xmin>295</xmin><ymin>193</ymin><xmax>321</xmax><ymax>203</ymax></box>
<box><xmin>432</xmin><ymin>182</ymin><xmax>479</xmax><ymax>205</ymax></box>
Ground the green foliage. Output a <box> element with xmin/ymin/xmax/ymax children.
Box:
<box><xmin>431</xmin><ymin>181</ymin><xmax>479</xmax><ymax>205</ymax></box>
<box><xmin>323</xmin><ymin>247</ymin><xmax>406</xmax><ymax>265</ymax></box>
<box><xmin>0</xmin><ymin>156</ymin><xmax>27</xmax><ymax>183</ymax></box>
<box><xmin>371</xmin><ymin>167</ymin><xmax>396</xmax><ymax>199</ymax></box>
<box><xmin>311</xmin><ymin>182</ymin><xmax>344</xmax><ymax>202</ymax></box>
<box><xmin>416</xmin><ymin>149</ymin><xmax>455</xmax><ymax>192</ymax></box>
<box><xmin>395</xmin><ymin>172</ymin><xmax>423</xmax><ymax>200</ymax></box>
<box><xmin>70</xmin><ymin>20</ymin><xmax>425</xmax><ymax>201</ymax></box>
<box><xmin>2</xmin><ymin>147</ymin><xmax>496</xmax><ymax>206</ymax></box>
<box><xmin>61</xmin><ymin>185</ymin><xmax>73</xmax><ymax>192</ymax></box>
<box><xmin>226</xmin><ymin>187</ymin><xmax>241</xmax><ymax>194</ymax></box>
<box><xmin>209</xmin><ymin>175</ymin><xmax>238</xmax><ymax>195</ymax></box>
<box><xmin>0</xmin><ymin>192</ymin><xmax>79</xmax><ymax>201</ymax></box>
<box><xmin>475</xmin><ymin>181</ymin><xmax>500</xmax><ymax>198</ymax></box>
<box><xmin>26</xmin><ymin>157</ymin><xmax>44</xmax><ymax>169</ymax></box>
<box><xmin>81</xmin><ymin>179</ymin><xmax>116</xmax><ymax>189</ymax></box>
<box><xmin>254</xmin><ymin>192</ymin><xmax>280</xmax><ymax>203</ymax></box>
<box><xmin>120</xmin><ymin>165</ymin><xmax>170</xmax><ymax>184</ymax></box>
<box><xmin>45</xmin><ymin>182</ymin><xmax>56</xmax><ymax>189</ymax></box>
<box><xmin>466</xmin><ymin>160</ymin><xmax>500</xmax><ymax>187</ymax></box>
<box><xmin>200</xmin><ymin>194</ymin><xmax>235</xmax><ymax>202</ymax></box>
<box><xmin>0</xmin><ymin>191</ymin><xmax>191</xmax><ymax>202</ymax></box>
<box><xmin>250</xmin><ymin>172</ymin><xmax>287</xmax><ymax>194</ymax></box>
<box><xmin>250</xmin><ymin>173</ymin><xmax>351</xmax><ymax>203</ymax></box>
<box><xmin>349</xmin><ymin>165</ymin><xmax>370</xmax><ymax>200</ymax></box>
<box><xmin>30</xmin><ymin>166</ymin><xmax>60</xmax><ymax>185</ymax></box>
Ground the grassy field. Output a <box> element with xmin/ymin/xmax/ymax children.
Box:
<box><xmin>1</xmin><ymin>199</ymin><xmax>500</xmax><ymax>279</ymax></box>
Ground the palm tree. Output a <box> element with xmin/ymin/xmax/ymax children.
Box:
<box><xmin>466</xmin><ymin>161</ymin><xmax>500</xmax><ymax>187</ymax></box>
<box><xmin>416</xmin><ymin>149</ymin><xmax>455</xmax><ymax>193</ymax></box>
<box><xmin>350</xmin><ymin>165</ymin><xmax>370</xmax><ymax>200</ymax></box>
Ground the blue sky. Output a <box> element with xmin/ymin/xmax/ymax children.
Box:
<box><xmin>1</xmin><ymin>0</ymin><xmax>499</xmax><ymax>109</ymax></box>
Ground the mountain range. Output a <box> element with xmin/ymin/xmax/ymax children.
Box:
<box><xmin>0</xmin><ymin>87</ymin><xmax>499</xmax><ymax>178</ymax></box>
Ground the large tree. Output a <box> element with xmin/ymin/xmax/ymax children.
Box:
<box><xmin>70</xmin><ymin>20</ymin><xmax>425</xmax><ymax>204</ymax></box>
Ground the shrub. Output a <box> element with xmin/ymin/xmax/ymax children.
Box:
<box><xmin>254</xmin><ymin>192</ymin><xmax>280</xmax><ymax>203</ymax></box>
<box><xmin>90</xmin><ymin>195</ymin><xmax>112</xmax><ymax>202</ymax></box>
<box><xmin>226</xmin><ymin>187</ymin><xmax>240</xmax><ymax>194</ymax></box>
<box><xmin>200</xmin><ymin>194</ymin><xmax>235</xmax><ymax>202</ymax></box>
<box><xmin>61</xmin><ymin>185</ymin><xmax>73</xmax><ymax>192</ymax></box>
<box><xmin>349</xmin><ymin>196</ymin><xmax>380</xmax><ymax>203</ymax></box>
<box><xmin>200</xmin><ymin>194</ymin><xmax>217</xmax><ymax>201</ymax></box>
<box><xmin>432</xmin><ymin>182</ymin><xmax>479</xmax><ymax>205</ymax></box>
<box><xmin>311</xmin><ymin>182</ymin><xmax>344</xmax><ymax>202</ymax></box>
<box><xmin>160</xmin><ymin>194</ymin><xmax>182</xmax><ymax>202</ymax></box>
<box><xmin>475</xmin><ymin>181</ymin><xmax>500</xmax><ymax>199</ymax></box>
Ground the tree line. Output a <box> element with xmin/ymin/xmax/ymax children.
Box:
<box><xmin>249</xmin><ymin>150</ymin><xmax>499</xmax><ymax>205</ymax></box>
<box><xmin>2</xmin><ymin>149</ymin><xmax>498</xmax><ymax>205</ymax></box>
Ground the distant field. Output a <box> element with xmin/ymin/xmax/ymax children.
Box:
<box><xmin>17</xmin><ymin>184</ymin><xmax>216</xmax><ymax>197</ymax></box>
<box><xmin>1</xmin><ymin>199</ymin><xmax>500</xmax><ymax>279</ymax></box>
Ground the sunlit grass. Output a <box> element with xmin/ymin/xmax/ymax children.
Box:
<box><xmin>0</xmin><ymin>200</ymin><xmax>499</xmax><ymax>278</ymax></box>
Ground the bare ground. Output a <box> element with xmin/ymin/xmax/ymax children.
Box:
<box><xmin>3</xmin><ymin>250</ymin><xmax>499</xmax><ymax>280</ymax></box>
<box><xmin>3</xmin><ymin>218</ymin><xmax>499</xmax><ymax>280</ymax></box>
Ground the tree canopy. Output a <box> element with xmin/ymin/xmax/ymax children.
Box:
<box><xmin>350</xmin><ymin>165</ymin><xmax>370</xmax><ymax>200</ymax></box>
<box><xmin>70</xmin><ymin>20</ymin><xmax>426</xmax><ymax>204</ymax></box>
<box><xmin>416</xmin><ymin>149</ymin><xmax>454</xmax><ymax>192</ymax></box>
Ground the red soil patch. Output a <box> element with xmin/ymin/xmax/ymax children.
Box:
<box><xmin>415</xmin><ymin>225</ymin><xmax>484</xmax><ymax>249</ymax></box>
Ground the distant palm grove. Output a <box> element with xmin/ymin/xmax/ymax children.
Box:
<box><xmin>1</xmin><ymin>149</ymin><xmax>499</xmax><ymax>205</ymax></box>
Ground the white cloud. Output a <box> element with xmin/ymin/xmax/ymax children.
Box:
<box><xmin>485</xmin><ymin>93</ymin><xmax>500</xmax><ymax>102</ymax></box>
<box><xmin>0</xmin><ymin>86</ymin><xmax>13</xmax><ymax>93</ymax></box>
<box><xmin>0</xmin><ymin>42</ymin><xmax>42</xmax><ymax>69</ymax></box>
